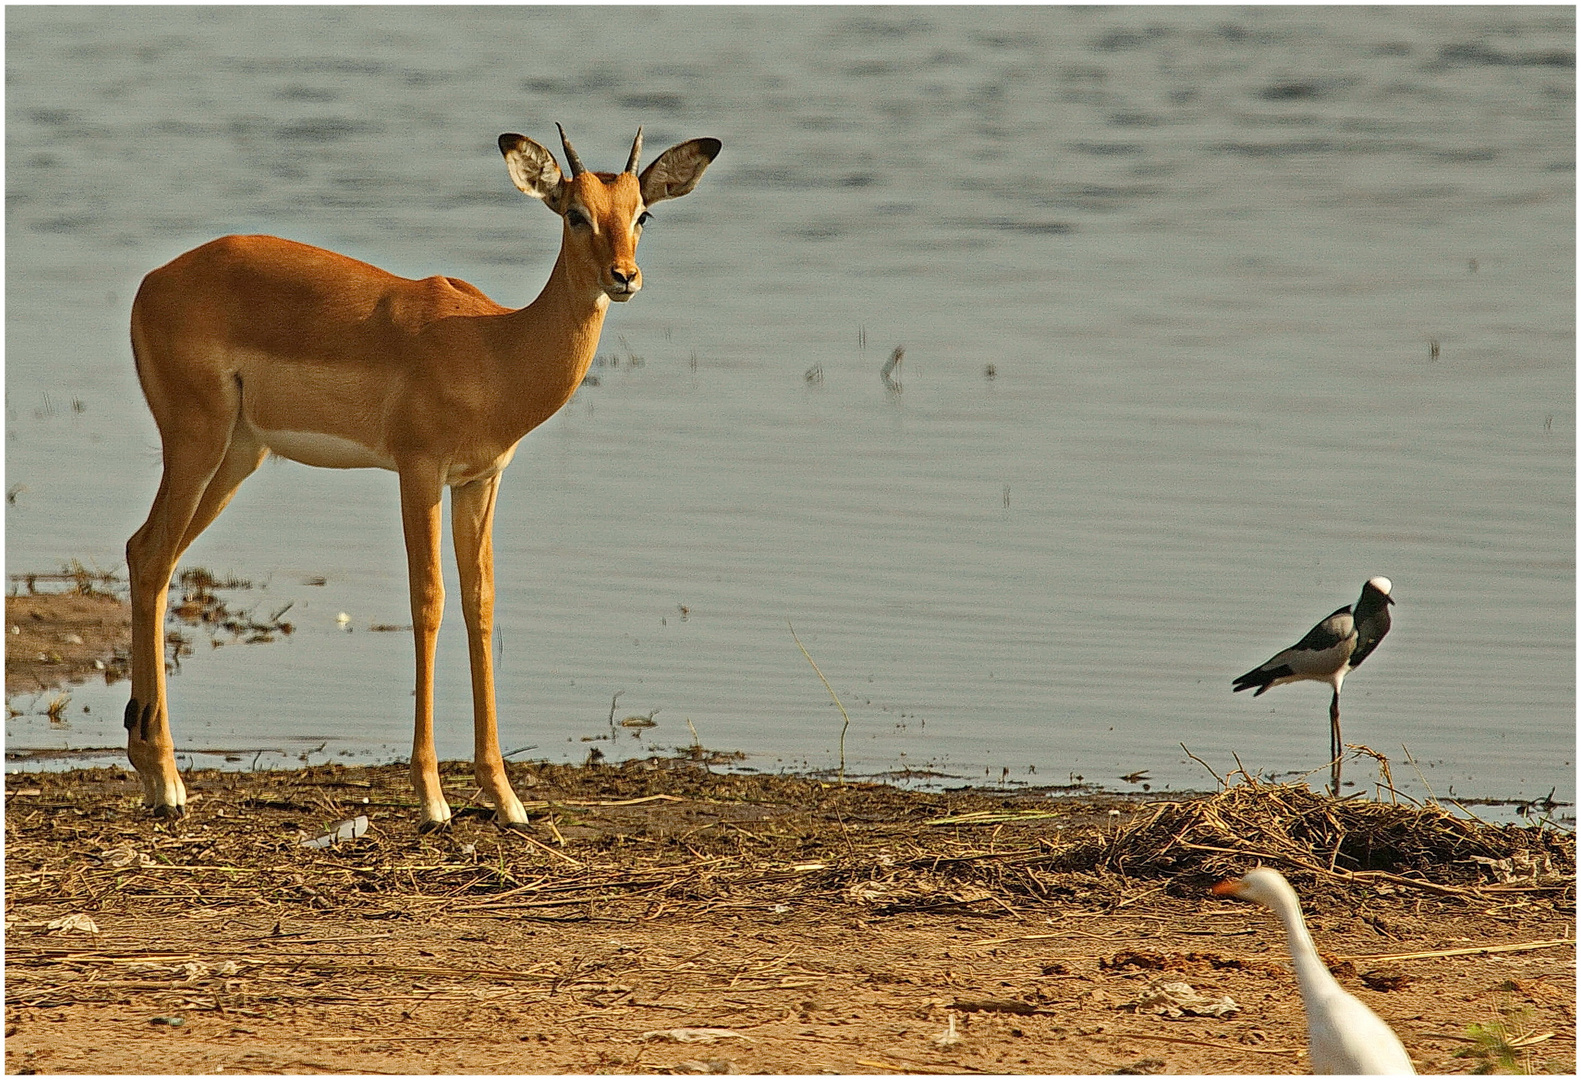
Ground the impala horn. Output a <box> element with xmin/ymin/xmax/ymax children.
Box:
<box><xmin>556</xmin><ymin>122</ymin><xmax>586</xmax><ymax>178</ymax></box>
<box><xmin>624</xmin><ymin>126</ymin><xmax>644</xmax><ymax>175</ymax></box>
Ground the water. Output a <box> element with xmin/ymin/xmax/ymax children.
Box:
<box><xmin>6</xmin><ymin>7</ymin><xmax>1574</xmax><ymax>817</ymax></box>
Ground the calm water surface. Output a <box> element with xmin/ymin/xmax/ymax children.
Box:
<box><xmin>6</xmin><ymin>7</ymin><xmax>1574</xmax><ymax>816</ymax></box>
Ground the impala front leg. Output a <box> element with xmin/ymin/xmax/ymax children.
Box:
<box><xmin>399</xmin><ymin>464</ymin><xmax>452</xmax><ymax>831</ymax></box>
<box><xmin>452</xmin><ymin>474</ymin><xmax>531</xmax><ymax>829</ymax></box>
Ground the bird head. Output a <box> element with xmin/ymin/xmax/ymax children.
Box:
<box><xmin>1211</xmin><ymin>867</ymin><xmax>1291</xmax><ymax>907</ymax></box>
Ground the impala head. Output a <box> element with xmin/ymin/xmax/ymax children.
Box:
<box><xmin>499</xmin><ymin>125</ymin><xmax>721</xmax><ymax>303</ymax></box>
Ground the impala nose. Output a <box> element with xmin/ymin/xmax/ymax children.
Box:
<box><xmin>608</xmin><ymin>265</ymin><xmax>641</xmax><ymax>299</ymax></box>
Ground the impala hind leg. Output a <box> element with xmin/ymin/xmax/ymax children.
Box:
<box><xmin>452</xmin><ymin>475</ymin><xmax>531</xmax><ymax>829</ymax></box>
<box><xmin>399</xmin><ymin>465</ymin><xmax>454</xmax><ymax>831</ymax></box>
<box><xmin>125</xmin><ymin>418</ymin><xmax>259</xmax><ymax>815</ymax></box>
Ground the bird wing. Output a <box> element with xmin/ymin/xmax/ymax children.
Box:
<box><xmin>1291</xmin><ymin>605</ymin><xmax>1356</xmax><ymax>654</ymax></box>
<box><xmin>1348</xmin><ymin>629</ymin><xmax>1385</xmax><ymax>670</ymax></box>
<box><xmin>1233</xmin><ymin>606</ymin><xmax>1357</xmax><ymax>695</ymax></box>
<box><xmin>1305</xmin><ymin>986</ymin><xmax>1416</xmax><ymax>1074</ymax></box>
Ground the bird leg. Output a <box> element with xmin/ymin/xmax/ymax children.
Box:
<box><xmin>1329</xmin><ymin>690</ymin><xmax>1342</xmax><ymax>797</ymax></box>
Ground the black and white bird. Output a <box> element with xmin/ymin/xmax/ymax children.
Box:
<box><xmin>1213</xmin><ymin>869</ymin><xmax>1416</xmax><ymax>1074</ymax></box>
<box><xmin>1233</xmin><ymin>577</ymin><xmax>1395</xmax><ymax>780</ymax></box>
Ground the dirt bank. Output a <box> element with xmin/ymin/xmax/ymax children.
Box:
<box><xmin>5</xmin><ymin>758</ymin><xmax>1574</xmax><ymax>1075</ymax></box>
<box><xmin>6</xmin><ymin>568</ymin><xmax>294</xmax><ymax>701</ymax></box>
<box><xmin>5</xmin><ymin>590</ymin><xmax>131</xmax><ymax>697</ymax></box>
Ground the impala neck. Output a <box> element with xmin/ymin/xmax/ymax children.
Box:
<box><xmin>496</xmin><ymin>236</ymin><xmax>611</xmax><ymax>422</ymax></box>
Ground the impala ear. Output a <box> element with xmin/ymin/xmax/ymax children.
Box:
<box><xmin>499</xmin><ymin>134</ymin><xmax>565</xmax><ymax>208</ymax></box>
<box><xmin>638</xmin><ymin>137</ymin><xmax>722</xmax><ymax>205</ymax></box>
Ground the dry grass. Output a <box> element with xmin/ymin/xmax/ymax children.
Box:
<box><xmin>1090</xmin><ymin>778</ymin><xmax>1572</xmax><ymax>895</ymax></box>
<box><xmin>6</xmin><ymin>759</ymin><xmax>1571</xmax><ymax>928</ymax></box>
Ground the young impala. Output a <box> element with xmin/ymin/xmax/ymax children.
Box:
<box><xmin>124</xmin><ymin>125</ymin><xmax>720</xmax><ymax>830</ymax></box>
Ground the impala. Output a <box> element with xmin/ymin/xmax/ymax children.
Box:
<box><xmin>124</xmin><ymin>125</ymin><xmax>720</xmax><ymax>830</ymax></box>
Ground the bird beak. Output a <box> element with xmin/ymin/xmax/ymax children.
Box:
<box><xmin>1210</xmin><ymin>879</ymin><xmax>1242</xmax><ymax>897</ymax></box>
<box><xmin>1385</xmin><ymin>594</ymin><xmax>1396</xmax><ymax>605</ymax></box>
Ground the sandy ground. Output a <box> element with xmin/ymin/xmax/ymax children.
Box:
<box><xmin>5</xmin><ymin>759</ymin><xmax>1575</xmax><ymax>1076</ymax></box>
<box><xmin>8</xmin><ymin>899</ymin><xmax>1574</xmax><ymax>1076</ymax></box>
<box><xmin>5</xmin><ymin>589</ymin><xmax>1576</xmax><ymax>1074</ymax></box>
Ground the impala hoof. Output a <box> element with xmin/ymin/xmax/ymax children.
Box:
<box><xmin>416</xmin><ymin>818</ymin><xmax>452</xmax><ymax>835</ymax></box>
<box><xmin>498</xmin><ymin>819</ymin><xmax>533</xmax><ymax>834</ymax></box>
<box><xmin>150</xmin><ymin>803</ymin><xmax>186</xmax><ymax>820</ymax></box>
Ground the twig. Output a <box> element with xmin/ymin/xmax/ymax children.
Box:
<box><xmin>856</xmin><ymin>1058</ymin><xmax>988</xmax><ymax>1075</ymax></box>
<box><xmin>1402</xmin><ymin>743</ymin><xmax>1438</xmax><ymax>805</ymax></box>
<box><xmin>514</xmin><ymin>833</ymin><xmax>583</xmax><ymax>868</ymax></box>
<box><xmin>966</xmin><ymin>932</ymin><xmax>1064</xmax><ymax>947</ymax></box>
<box><xmin>1337</xmin><ymin>939</ymin><xmax>1574</xmax><ymax>963</ymax></box>
<box><xmin>447</xmin><ymin>894</ymin><xmax>649</xmax><ymax>913</ymax></box>
<box><xmin>300</xmin><ymin>1035</ymin><xmax>476</xmax><ymax>1043</ymax></box>
<box><xmin>1347</xmin><ymin>743</ymin><xmax>1409</xmax><ymax>805</ymax></box>
<box><xmin>1180</xmin><ymin>743</ymin><xmax>1225</xmax><ymax>788</ymax></box>
<box><xmin>1084</xmin><ymin>1030</ymin><xmax>1299</xmax><ymax>1056</ymax></box>
<box><xmin>555</xmin><ymin>794</ymin><xmax>684</xmax><ymax>808</ymax></box>
<box><xmin>880</xmin><ymin>345</ymin><xmax>904</xmax><ymax>391</ymax></box>
<box><xmin>924</xmin><ymin>810</ymin><xmax>1062</xmax><ymax>826</ymax></box>
<box><xmin>450</xmin><ymin>879</ymin><xmax>666</xmax><ymax>911</ymax></box>
<box><xmin>1448</xmin><ymin>798</ymin><xmax>1492</xmax><ymax>827</ymax></box>
<box><xmin>1292</xmin><ymin>756</ymin><xmax>1355</xmax><ymax>796</ymax></box>
<box><xmin>84</xmin><ymin>864</ymin><xmax>270</xmax><ymax>873</ymax></box>
<box><xmin>787</xmin><ymin>621</ymin><xmax>851</xmax><ymax>783</ymax></box>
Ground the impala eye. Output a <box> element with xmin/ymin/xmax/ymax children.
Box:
<box><xmin>565</xmin><ymin>207</ymin><xmax>590</xmax><ymax>229</ymax></box>
<box><xmin>636</xmin><ymin>211</ymin><xmax>652</xmax><ymax>228</ymax></box>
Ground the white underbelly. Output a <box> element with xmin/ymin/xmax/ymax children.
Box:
<box><xmin>260</xmin><ymin>429</ymin><xmax>396</xmax><ymax>471</ymax></box>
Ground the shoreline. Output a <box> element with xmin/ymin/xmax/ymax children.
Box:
<box><xmin>1</xmin><ymin>744</ymin><xmax>1567</xmax><ymax>825</ymax></box>
<box><xmin>6</xmin><ymin>585</ymin><xmax>1572</xmax><ymax>827</ymax></box>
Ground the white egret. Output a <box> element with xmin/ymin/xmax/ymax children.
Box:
<box><xmin>1213</xmin><ymin>868</ymin><xmax>1415</xmax><ymax>1075</ymax></box>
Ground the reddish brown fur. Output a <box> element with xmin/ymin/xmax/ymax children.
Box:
<box><xmin>123</xmin><ymin>129</ymin><xmax>719</xmax><ymax>828</ymax></box>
